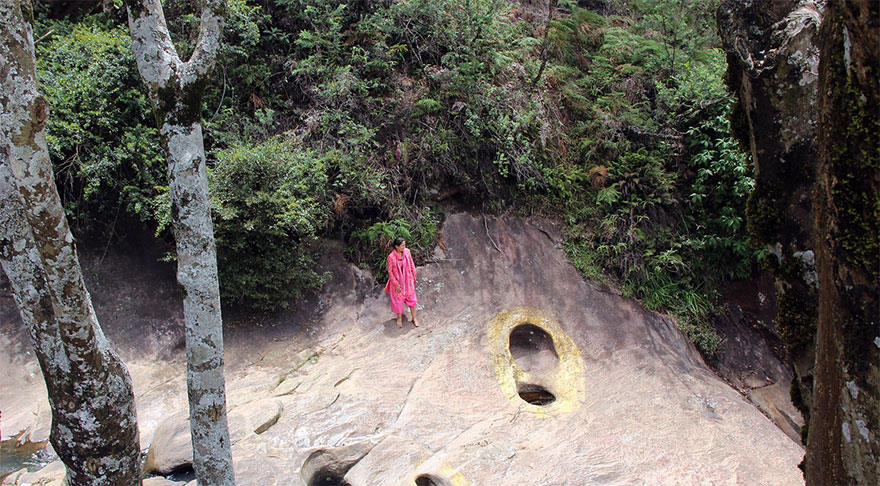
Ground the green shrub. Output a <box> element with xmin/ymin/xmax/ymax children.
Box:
<box><xmin>208</xmin><ymin>137</ymin><xmax>333</xmax><ymax>309</ymax></box>
<box><xmin>35</xmin><ymin>17</ymin><xmax>165</xmax><ymax>230</ymax></box>
<box><xmin>681</xmin><ymin>101</ymin><xmax>757</xmax><ymax>280</ymax></box>
<box><xmin>551</xmin><ymin>1</ymin><xmax>749</xmax><ymax>356</ymax></box>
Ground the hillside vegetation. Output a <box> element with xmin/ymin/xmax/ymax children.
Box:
<box><xmin>35</xmin><ymin>0</ymin><xmax>755</xmax><ymax>355</ymax></box>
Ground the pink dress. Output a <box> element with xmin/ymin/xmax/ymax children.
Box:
<box><xmin>385</xmin><ymin>248</ymin><xmax>417</xmax><ymax>313</ymax></box>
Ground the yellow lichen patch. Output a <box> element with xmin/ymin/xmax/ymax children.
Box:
<box><xmin>488</xmin><ymin>306</ymin><xmax>585</xmax><ymax>417</ymax></box>
<box><xmin>441</xmin><ymin>465</ymin><xmax>469</xmax><ymax>486</ymax></box>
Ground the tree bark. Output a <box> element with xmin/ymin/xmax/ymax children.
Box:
<box><xmin>123</xmin><ymin>1</ymin><xmax>235</xmax><ymax>484</ymax></box>
<box><xmin>808</xmin><ymin>1</ymin><xmax>879</xmax><ymax>483</ymax></box>
<box><xmin>0</xmin><ymin>1</ymin><xmax>141</xmax><ymax>484</ymax></box>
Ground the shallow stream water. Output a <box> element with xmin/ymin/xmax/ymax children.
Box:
<box><xmin>0</xmin><ymin>433</ymin><xmax>53</xmax><ymax>482</ymax></box>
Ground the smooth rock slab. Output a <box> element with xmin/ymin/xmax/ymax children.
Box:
<box><xmin>0</xmin><ymin>460</ymin><xmax>64</xmax><ymax>486</ymax></box>
<box><xmin>143</xmin><ymin>477</ymin><xmax>188</xmax><ymax>486</ymax></box>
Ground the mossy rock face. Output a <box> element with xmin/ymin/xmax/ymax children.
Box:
<box><xmin>825</xmin><ymin>78</ymin><xmax>880</xmax><ymax>283</ymax></box>
<box><xmin>804</xmin><ymin>1</ymin><xmax>880</xmax><ymax>483</ymax></box>
<box><xmin>719</xmin><ymin>0</ymin><xmax>823</xmax><ymax>445</ymax></box>
<box><xmin>722</xmin><ymin>1</ymin><xmax>879</xmax><ymax>480</ymax></box>
<box><xmin>776</xmin><ymin>284</ymin><xmax>817</xmax><ymax>358</ymax></box>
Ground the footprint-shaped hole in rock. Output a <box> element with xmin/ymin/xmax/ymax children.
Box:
<box><xmin>517</xmin><ymin>383</ymin><xmax>556</xmax><ymax>406</ymax></box>
<box><xmin>415</xmin><ymin>474</ymin><xmax>452</xmax><ymax>486</ymax></box>
<box><xmin>509</xmin><ymin>323</ymin><xmax>559</xmax><ymax>373</ymax></box>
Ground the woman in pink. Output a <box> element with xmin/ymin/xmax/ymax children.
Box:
<box><xmin>385</xmin><ymin>237</ymin><xmax>420</xmax><ymax>328</ymax></box>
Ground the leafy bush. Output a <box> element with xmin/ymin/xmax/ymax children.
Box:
<box><xmin>35</xmin><ymin>17</ymin><xmax>165</xmax><ymax>230</ymax></box>
<box><xmin>275</xmin><ymin>0</ymin><xmax>562</xmax><ymax>204</ymax></box>
<box><xmin>208</xmin><ymin>137</ymin><xmax>333</xmax><ymax>309</ymax></box>
<box><xmin>549</xmin><ymin>3</ymin><xmax>749</xmax><ymax>355</ymax></box>
<box><xmin>681</xmin><ymin>101</ymin><xmax>756</xmax><ymax>280</ymax></box>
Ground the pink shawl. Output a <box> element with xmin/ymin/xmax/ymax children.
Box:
<box><xmin>384</xmin><ymin>248</ymin><xmax>417</xmax><ymax>297</ymax></box>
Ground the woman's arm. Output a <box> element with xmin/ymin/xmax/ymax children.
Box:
<box><xmin>387</xmin><ymin>253</ymin><xmax>400</xmax><ymax>287</ymax></box>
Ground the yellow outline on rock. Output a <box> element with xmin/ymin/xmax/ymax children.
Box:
<box><xmin>488</xmin><ymin>306</ymin><xmax>586</xmax><ymax>418</ymax></box>
<box><xmin>441</xmin><ymin>465</ymin><xmax>469</xmax><ymax>486</ymax></box>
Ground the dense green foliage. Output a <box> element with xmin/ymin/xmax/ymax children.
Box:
<box><xmin>35</xmin><ymin>16</ymin><xmax>164</xmax><ymax>230</ymax></box>
<box><xmin>545</xmin><ymin>0</ymin><xmax>752</xmax><ymax>354</ymax></box>
<box><xmin>33</xmin><ymin>0</ymin><xmax>760</xmax><ymax>355</ymax></box>
<box><xmin>348</xmin><ymin>211</ymin><xmax>441</xmax><ymax>282</ymax></box>
<box><xmin>208</xmin><ymin>137</ymin><xmax>332</xmax><ymax>309</ymax></box>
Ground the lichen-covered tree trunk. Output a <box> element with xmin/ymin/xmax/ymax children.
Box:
<box><xmin>717</xmin><ymin>0</ymin><xmax>824</xmax><ymax>442</ymax></box>
<box><xmin>808</xmin><ymin>1</ymin><xmax>879</xmax><ymax>483</ymax></box>
<box><xmin>0</xmin><ymin>1</ymin><xmax>142</xmax><ymax>484</ymax></box>
<box><xmin>124</xmin><ymin>1</ymin><xmax>235</xmax><ymax>484</ymax></box>
<box><xmin>0</xmin><ymin>163</ymin><xmax>64</xmax><ymax>418</ymax></box>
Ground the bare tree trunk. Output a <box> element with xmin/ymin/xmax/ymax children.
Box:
<box><xmin>123</xmin><ymin>1</ymin><xmax>235</xmax><ymax>484</ymax></box>
<box><xmin>0</xmin><ymin>1</ymin><xmax>141</xmax><ymax>485</ymax></box>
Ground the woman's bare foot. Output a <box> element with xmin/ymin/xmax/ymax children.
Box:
<box><xmin>412</xmin><ymin>319</ymin><xmax>420</xmax><ymax>327</ymax></box>
<box><xmin>396</xmin><ymin>319</ymin><xmax>403</xmax><ymax>328</ymax></box>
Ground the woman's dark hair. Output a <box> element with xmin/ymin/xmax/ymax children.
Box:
<box><xmin>392</xmin><ymin>237</ymin><xmax>405</xmax><ymax>248</ymax></box>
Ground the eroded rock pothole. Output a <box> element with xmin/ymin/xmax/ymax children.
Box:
<box><xmin>509</xmin><ymin>323</ymin><xmax>559</xmax><ymax>373</ymax></box>
<box><xmin>300</xmin><ymin>442</ymin><xmax>372</xmax><ymax>486</ymax></box>
<box><xmin>310</xmin><ymin>470</ymin><xmax>352</xmax><ymax>486</ymax></box>
<box><xmin>517</xmin><ymin>383</ymin><xmax>556</xmax><ymax>406</ymax></box>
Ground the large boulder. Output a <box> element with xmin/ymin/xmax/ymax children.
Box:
<box><xmin>143</xmin><ymin>411</ymin><xmax>192</xmax><ymax>475</ymax></box>
<box><xmin>720</xmin><ymin>0</ymin><xmax>880</xmax><ymax>483</ymax></box>
<box><xmin>144</xmin><ymin>398</ymin><xmax>284</xmax><ymax>475</ymax></box>
<box><xmin>708</xmin><ymin>298</ymin><xmax>804</xmax><ymax>442</ymax></box>
<box><xmin>807</xmin><ymin>1</ymin><xmax>879</xmax><ymax>483</ymax></box>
